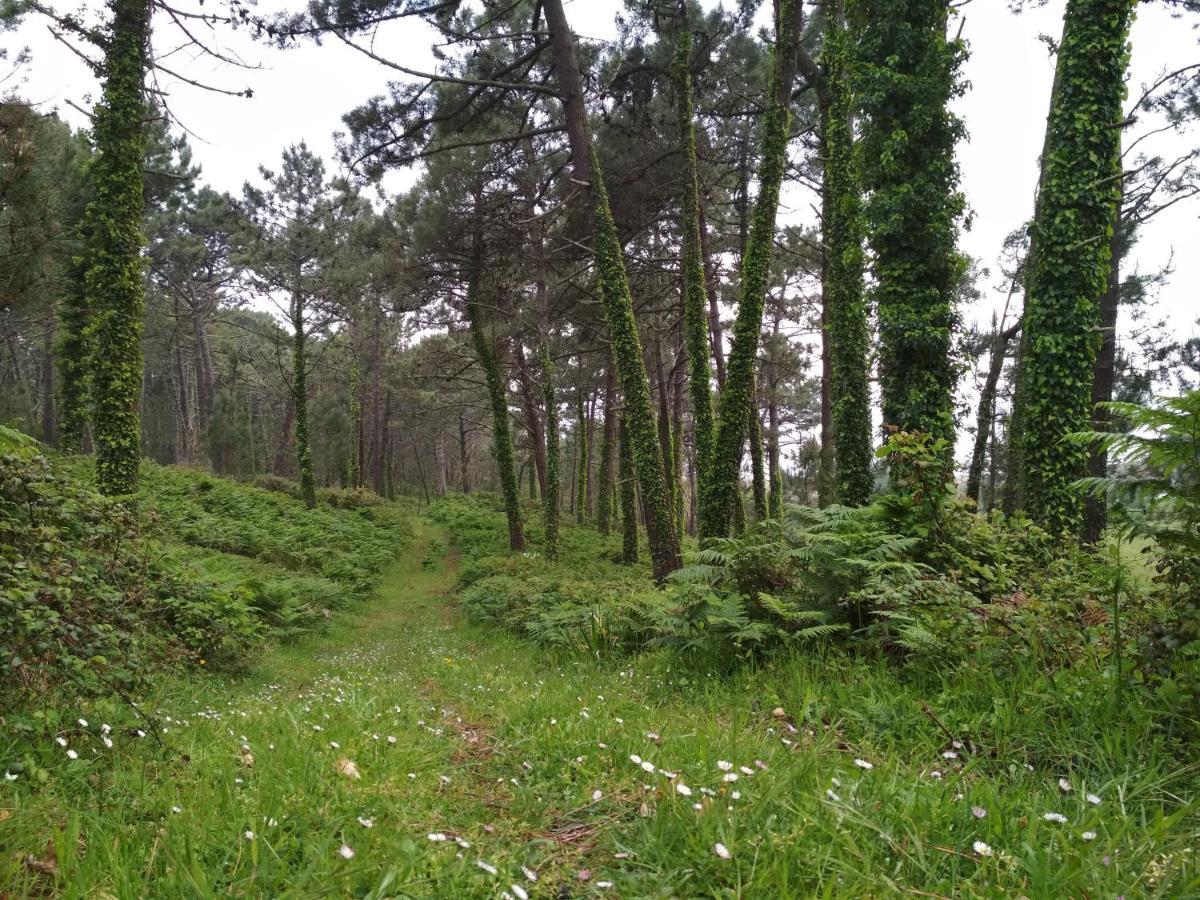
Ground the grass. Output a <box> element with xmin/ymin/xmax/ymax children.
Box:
<box><xmin>3</xmin><ymin>491</ymin><xmax>1197</xmax><ymax>896</ymax></box>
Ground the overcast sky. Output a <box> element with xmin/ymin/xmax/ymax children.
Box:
<box><xmin>6</xmin><ymin>0</ymin><xmax>1198</xmax><ymax>362</ymax></box>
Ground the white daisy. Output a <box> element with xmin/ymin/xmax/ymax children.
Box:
<box><xmin>713</xmin><ymin>842</ymin><xmax>732</xmax><ymax>859</ymax></box>
<box><xmin>338</xmin><ymin>844</ymin><xmax>355</xmax><ymax>860</ymax></box>
<box><xmin>973</xmin><ymin>841</ymin><xmax>993</xmax><ymax>857</ymax></box>
<box><xmin>675</xmin><ymin>783</ymin><xmax>692</xmax><ymax>796</ymax></box>
<box><xmin>854</xmin><ymin>758</ymin><xmax>874</xmax><ymax>771</ymax></box>
<box><xmin>1043</xmin><ymin>812</ymin><xmax>1068</xmax><ymax>824</ymax></box>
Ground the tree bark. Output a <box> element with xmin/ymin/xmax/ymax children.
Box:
<box><xmin>595</xmin><ymin>355</ymin><xmax>618</xmax><ymax>534</ymax></box>
<box><xmin>966</xmin><ymin>319</ymin><xmax>1021</xmax><ymax>506</ymax></box>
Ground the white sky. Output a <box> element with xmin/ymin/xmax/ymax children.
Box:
<box><xmin>6</xmin><ymin>0</ymin><xmax>1199</xmax><ymax>368</ymax></box>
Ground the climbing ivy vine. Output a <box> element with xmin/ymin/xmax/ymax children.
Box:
<box><xmin>1012</xmin><ymin>0</ymin><xmax>1136</xmax><ymax>536</ymax></box>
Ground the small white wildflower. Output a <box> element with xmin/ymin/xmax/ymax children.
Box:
<box><xmin>66</xmin><ymin>749</ymin><xmax>78</xmax><ymax>760</ymax></box>
<box><xmin>439</xmin><ymin>775</ymin><xmax>452</xmax><ymax>785</ymax></box>
<box><xmin>723</xmin><ymin>772</ymin><xmax>738</xmax><ymax>783</ymax></box>
<box><xmin>731</xmin><ymin>791</ymin><xmax>741</xmax><ymax>800</ymax></box>
<box><xmin>135</xmin><ymin>729</ymin><xmax>146</xmax><ymax>738</ymax></box>
<box><xmin>1086</xmin><ymin>793</ymin><xmax>1101</xmax><ymax>805</ymax></box>
<box><xmin>596</xmin><ymin>882</ymin><xmax>613</xmax><ymax>889</ymax></box>
<box><xmin>713</xmin><ymin>842</ymin><xmax>732</xmax><ymax>859</ymax></box>
<box><xmin>675</xmin><ymin>782</ymin><xmax>692</xmax><ymax>796</ymax></box>
<box><xmin>854</xmin><ymin>758</ymin><xmax>874</xmax><ymax>771</ymax></box>
<box><xmin>717</xmin><ymin>760</ymin><xmax>733</xmax><ymax>771</ymax></box>
<box><xmin>511</xmin><ymin>886</ymin><xmax>529</xmax><ymax>900</ymax></box>
<box><xmin>1081</xmin><ymin>831</ymin><xmax>1097</xmax><ymax>841</ymax></box>
<box><xmin>330</xmin><ymin>741</ymin><xmax>340</xmax><ymax>750</ymax></box>
<box><xmin>357</xmin><ymin>816</ymin><xmax>375</xmax><ymax>828</ymax></box>
<box><xmin>826</xmin><ymin>789</ymin><xmax>841</xmax><ymax>801</ymax></box>
<box><xmin>942</xmin><ymin>751</ymin><xmax>959</xmax><ymax>760</ymax></box>
<box><xmin>171</xmin><ymin>805</ymin><xmax>182</xmax><ymax>814</ymax></box>
<box><xmin>592</xmin><ymin>790</ymin><xmax>603</xmax><ymax>801</ymax></box>
<box><xmin>692</xmin><ymin>802</ymin><xmax>703</xmax><ymax>810</ymax></box>
<box><xmin>244</xmin><ymin>830</ymin><xmax>255</xmax><ymax>840</ymax></box>
<box><xmin>56</xmin><ymin>737</ymin><xmax>68</xmax><ymax>747</ymax></box>
<box><xmin>387</xmin><ymin>735</ymin><xmax>397</xmax><ymax>745</ymax></box>
<box><xmin>455</xmin><ymin>836</ymin><xmax>471</xmax><ymax>849</ymax></box>
<box><xmin>1058</xmin><ymin>777</ymin><xmax>1072</xmax><ymax>793</ymax></box>
<box><xmin>408</xmin><ymin>773</ymin><xmax>416</xmax><ymax>779</ymax></box>
<box><xmin>476</xmin><ymin>859</ymin><xmax>498</xmax><ymax>875</ymax></box>
<box><xmin>338</xmin><ymin>844</ymin><xmax>355</xmax><ymax>860</ymax></box>
<box><xmin>971</xmin><ymin>806</ymin><xmax>987</xmax><ymax>819</ymax></box>
<box><xmin>5</xmin><ymin>770</ymin><xmax>17</xmax><ymax>781</ymax></box>
<box><xmin>312</xmin><ymin>724</ymin><xmax>322</xmax><ymax>732</ymax></box>
<box><xmin>739</xmin><ymin>766</ymin><xmax>754</xmax><ymax>776</ymax></box>
<box><xmin>1043</xmin><ymin>812</ymin><xmax>1068</xmax><ymax>824</ymax></box>
<box><xmin>930</xmin><ymin>770</ymin><xmax>943</xmax><ymax>779</ymax></box>
<box><xmin>640</xmin><ymin>760</ymin><xmax>655</xmax><ymax>774</ymax></box>
<box><xmin>101</xmin><ymin>736</ymin><xmax>113</xmax><ymax>749</ymax></box>
<box><xmin>101</xmin><ymin>723</ymin><xmax>111</xmax><ymax>734</ymax></box>
<box><xmin>426</xmin><ymin>832</ymin><xmax>448</xmax><ymax>842</ymax></box>
<box><xmin>77</xmin><ymin>718</ymin><xmax>88</xmax><ymax>728</ymax></box>
<box><xmin>630</xmin><ymin>754</ymin><xmax>642</xmax><ymax>765</ymax></box>
<box><xmin>973</xmin><ymin>841</ymin><xmax>993</xmax><ymax>857</ymax></box>
<box><xmin>521</xmin><ymin>865</ymin><xmax>538</xmax><ymax>882</ymax></box>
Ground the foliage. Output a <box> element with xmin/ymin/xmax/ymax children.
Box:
<box><xmin>853</xmin><ymin>0</ymin><xmax>967</xmax><ymax>445</ymax></box>
<box><xmin>700</xmin><ymin>0</ymin><xmax>796</xmax><ymax>539</ymax></box>
<box><xmin>1012</xmin><ymin>0</ymin><xmax>1137</xmax><ymax>535</ymax></box>
<box><xmin>821</xmin><ymin>14</ymin><xmax>873</xmax><ymax>506</ymax></box>
<box><xmin>83</xmin><ymin>0</ymin><xmax>152</xmax><ymax>495</ymax></box>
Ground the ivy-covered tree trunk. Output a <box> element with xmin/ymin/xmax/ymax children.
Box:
<box><xmin>618</xmin><ymin>414</ymin><xmax>638</xmax><ymax>564</ymax></box>
<box><xmin>823</xmin><ymin>11</ymin><xmax>873</xmax><ymax>506</ymax></box>
<box><xmin>1011</xmin><ymin>0</ymin><xmax>1135</xmax><ymax>536</ymax></box>
<box><xmin>698</xmin><ymin>0</ymin><xmax>797</xmax><ymax>539</ymax></box>
<box><xmin>465</xmin><ymin>233</ymin><xmax>525</xmax><ymax>552</ymax></box>
<box><xmin>653</xmin><ymin>333</ymin><xmax>676</xmax><ymax>520</ymax></box>
<box><xmin>591</xmin><ymin>146</ymin><xmax>681</xmax><ymax>579</ymax></box>
<box><xmin>749</xmin><ymin>378</ymin><xmax>768</xmax><ymax>521</ymax></box>
<box><xmin>56</xmin><ymin>281</ymin><xmax>90</xmax><ymax>452</ymax></box>
<box><xmin>854</xmin><ymin>0</ymin><xmax>966</xmax><ymax>446</ymax></box>
<box><xmin>673</xmin><ymin>29</ymin><xmax>717</xmax><ymax>487</ymax></box>
<box><xmin>595</xmin><ymin>358</ymin><xmax>617</xmax><ymax>535</ymax></box>
<box><xmin>575</xmin><ymin>382</ymin><xmax>589</xmax><ymax>524</ymax></box>
<box><xmin>290</xmin><ymin>293</ymin><xmax>317</xmax><ymax>509</ymax></box>
<box><xmin>83</xmin><ymin>0</ymin><xmax>152</xmax><ymax>494</ymax></box>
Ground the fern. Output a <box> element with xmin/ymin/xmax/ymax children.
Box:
<box><xmin>0</xmin><ymin>425</ymin><xmax>39</xmax><ymax>454</ymax></box>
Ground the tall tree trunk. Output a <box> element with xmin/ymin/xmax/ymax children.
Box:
<box><xmin>458</xmin><ymin>415</ymin><xmax>471</xmax><ymax>494</ymax></box>
<box><xmin>465</xmin><ymin>224</ymin><xmax>525</xmax><ymax>551</ymax></box>
<box><xmin>1010</xmin><ymin>0</ymin><xmax>1134</xmax><ymax>536</ymax></box>
<box><xmin>674</xmin><ymin>29</ymin><xmax>717</xmax><ymax>485</ymax></box>
<box><xmin>542</xmin><ymin>0</ymin><xmax>590</xmax><ymax>202</ymax></box>
<box><xmin>823</xmin><ymin>11</ymin><xmax>874</xmax><ymax>506</ymax></box>
<box><xmin>274</xmin><ymin>397</ymin><xmax>294</xmax><ymax>477</ymax></box>
<box><xmin>511</xmin><ymin>339</ymin><xmax>547</xmax><ymax>498</ymax></box>
<box><xmin>56</xmin><ymin>281</ymin><xmax>89</xmax><ymax>452</ymax></box>
<box><xmin>699</xmin><ymin>0</ymin><xmax>800</xmax><ymax>539</ymax></box>
<box><xmin>653</xmin><ymin>333</ymin><xmax>676</xmax><ymax>517</ymax></box>
<box><xmin>191</xmin><ymin>295</ymin><xmax>215</xmax><ymax>434</ymax></box>
<box><xmin>618</xmin><ymin>414</ymin><xmax>638</xmax><ymax>564</ymax></box>
<box><xmin>291</xmin><ymin>292</ymin><xmax>316</xmax><ymax>508</ymax></box>
<box><xmin>541</xmin><ymin>346</ymin><xmax>560</xmax><ymax>557</ymax></box>
<box><xmin>1083</xmin><ymin>208</ymin><xmax>1124</xmax><ymax>544</ymax></box>
<box><xmin>575</xmin><ymin>377</ymin><xmax>590</xmax><ymax>524</ymax></box>
<box><xmin>767</xmin><ymin>365</ymin><xmax>782</xmax><ymax>517</ymax></box>
<box><xmin>966</xmin><ymin>318</ymin><xmax>1021</xmax><ymax>506</ymax></box>
<box><xmin>697</xmin><ymin>202</ymin><xmax>726</xmax><ymax>391</ymax></box>
<box><xmin>84</xmin><ymin>0</ymin><xmax>152</xmax><ymax>494</ymax></box>
<box><xmin>595</xmin><ymin>356</ymin><xmax>617</xmax><ymax>535</ymax></box>
<box><xmin>591</xmin><ymin>148</ymin><xmax>682</xmax><ymax>579</ymax></box>
<box><xmin>749</xmin><ymin>375</ymin><xmax>768</xmax><ymax>521</ymax></box>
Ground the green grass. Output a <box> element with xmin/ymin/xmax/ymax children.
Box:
<box><xmin>3</xmin><ymin>503</ymin><xmax>1197</xmax><ymax>896</ymax></box>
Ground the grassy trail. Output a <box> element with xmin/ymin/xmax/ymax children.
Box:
<box><xmin>4</xmin><ymin>520</ymin><xmax>1197</xmax><ymax>897</ymax></box>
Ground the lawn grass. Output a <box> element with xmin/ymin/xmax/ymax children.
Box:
<box><xmin>3</xmin><ymin>506</ymin><xmax>1197</xmax><ymax>896</ymax></box>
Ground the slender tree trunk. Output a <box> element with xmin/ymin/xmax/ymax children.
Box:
<box><xmin>40</xmin><ymin>313</ymin><xmax>56</xmax><ymax>446</ymax></box>
<box><xmin>575</xmin><ymin>377</ymin><xmax>590</xmax><ymax>524</ymax></box>
<box><xmin>653</xmin><ymin>333</ymin><xmax>676</xmax><ymax>517</ymax></box>
<box><xmin>698</xmin><ymin>202</ymin><xmax>726</xmax><ymax>391</ymax></box>
<box><xmin>191</xmin><ymin>295</ymin><xmax>215</xmax><ymax>434</ymax></box>
<box><xmin>291</xmin><ymin>292</ymin><xmax>316</xmax><ymax>508</ymax></box>
<box><xmin>966</xmin><ymin>318</ymin><xmax>1021</xmax><ymax>506</ymax></box>
<box><xmin>595</xmin><ymin>356</ymin><xmax>617</xmax><ymax>534</ymax></box>
<box><xmin>1083</xmin><ymin>210</ymin><xmax>1124</xmax><ymax>544</ymax></box>
<box><xmin>465</xmin><ymin>223</ymin><xmax>525</xmax><ymax>551</ymax></box>
<box><xmin>511</xmin><ymin>339</ymin><xmax>547</xmax><ymax>497</ymax></box>
<box><xmin>618</xmin><ymin>414</ymin><xmax>638</xmax><ymax>564</ymax></box>
<box><xmin>749</xmin><ymin>375</ymin><xmax>768</xmax><ymax>521</ymax></box>
<box><xmin>274</xmin><ymin>397</ymin><xmax>294</xmax><ymax>477</ymax></box>
<box><xmin>458</xmin><ymin>415</ymin><xmax>471</xmax><ymax>494</ymax></box>
<box><xmin>541</xmin><ymin>346</ymin><xmax>560</xmax><ymax>557</ymax></box>
<box><xmin>699</xmin><ymin>0</ymin><xmax>800</xmax><ymax>539</ymax></box>
<box><xmin>542</xmin><ymin>0</ymin><xmax>590</xmax><ymax>200</ymax></box>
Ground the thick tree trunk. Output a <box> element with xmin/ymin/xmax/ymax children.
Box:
<box><xmin>542</xmin><ymin>0</ymin><xmax>590</xmax><ymax>199</ymax></box>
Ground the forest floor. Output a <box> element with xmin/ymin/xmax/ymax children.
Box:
<box><xmin>4</xmin><ymin>517</ymin><xmax>1198</xmax><ymax>897</ymax></box>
